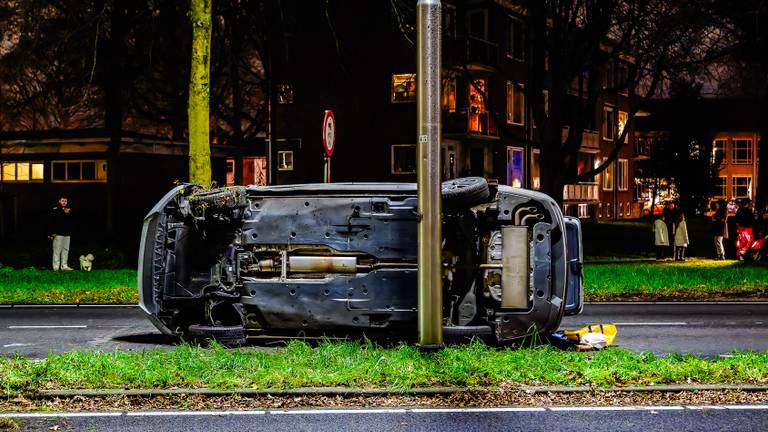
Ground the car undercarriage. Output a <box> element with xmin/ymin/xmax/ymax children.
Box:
<box><xmin>138</xmin><ymin>178</ymin><xmax>583</xmax><ymax>345</ymax></box>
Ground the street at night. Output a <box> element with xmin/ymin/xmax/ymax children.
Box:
<box><xmin>2</xmin><ymin>0</ymin><xmax>768</xmax><ymax>429</ymax></box>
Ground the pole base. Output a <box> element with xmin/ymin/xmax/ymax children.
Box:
<box><xmin>417</xmin><ymin>343</ymin><xmax>444</xmax><ymax>353</ymax></box>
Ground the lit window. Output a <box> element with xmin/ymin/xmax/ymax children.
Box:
<box><xmin>626</xmin><ymin>202</ymin><xmax>631</xmax><ymax>217</ymax></box>
<box><xmin>603</xmin><ymin>106</ymin><xmax>615</xmax><ymax>141</ymax></box>
<box><xmin>226</xmin><ymin>159</ymin><xmax>236</xmax><ymax>186</ymax></box>
<box><xmin>51</xmin><ymin>160</ymin><xmax>107</xmax><ymax>182</ymax></box>
<box><xmin>732</xmin><ymin>176</ymin><xmax>752</xmax><ymax>198</ymax></box>
<box><xmin>715</xmin><ymin>176</ymin><xmax>727</xmax><ymax>198</ymax></box>
<box><xmin>605</xmin><ymin>202</ymin><xmax>612</xmax><ymax>218</ymax></box>
<box><xmin>531</xmin><ymin>149</ymin><xmax>540</xmax><ymax>190</ymax></box>
<box><xmin>713</xmin><ymin>139</ymin><xmax>726</xmax><ymax>164</ymax></box>
<box><xmin>442</xmin><ymin>78</ymin><xmax>456</xmax><ymax>112</ymax></box>
<box><xmin>468</xmin><ymin>79</ymin><xmax>488</xmax><ymax>133</ymax></box>
<box><xmin>277</xmin><ymin>151</ymin><xmax>294</xmax><ymax>171</ymax></box>
<box><xmin>1</xmin><ymin>162</ymin><xmax>44</xmax><ymax>182</ymax></box>
<box><xmin>578</xmin><ymin>204</ymin><xmax>589</xmax><ymax>219</ymax></box>
<box><xmin>508</xmin><ymin>147</ymin><xmax>524</xmax><ymax>187</ymax></box>
<box><xmin>618</xmin><ymin>111</ymin><xmax>628</xmax><ymax>143</ymax></box>
<box><xmin>617</xmin><ymin>159</ymin><xmax>629</xmax><ymax>191</ymax></box>
<box><xmin>602</xmin><ymin>159</ymin><xmax>614</xmax><ymax>191</ymax></box>
<box><xmin>506</xmin><ymin>15</ymin><xmax>524</xmax><ymax>61</ymax></box>
<box><xmin>391</xmin><ymin>145</ymin><xmax>416</xmax><ymax>175</ymax></box>
<box><xmin>277</xmin><ymin>83</ymin><xmax>294</xmax><ymax>104</ymax></box>
<box><xmin>506</xmin><ymin>81</ymin><xmax>525</xmax><ymax>125</ymax></box>
<box><xmin>732</xmin><ymin>139</ymin><xmax>753</xmax><ymax>164</ymax></box>
<box><xmin>391</xmin><ymin>74</ymin><xmax>416</xmax><ymax>103</ymax></box>
<box><xmin>619</xmin><ymin>202</ymin><xmax>624</xmax><ymax>218</ymax></box>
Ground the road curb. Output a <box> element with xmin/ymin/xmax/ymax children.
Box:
<box><xmin>5</xmin><ymin>384</ymin><xmax>768</xmax><ymax>400</ymax></box>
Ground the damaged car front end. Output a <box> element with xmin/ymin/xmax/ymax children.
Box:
<box><xmin>138</xmin><ymin>178</ymin><xmax>583</xmax><ymax>345</ymax></box>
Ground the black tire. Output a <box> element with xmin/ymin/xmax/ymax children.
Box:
<box><xmin>442</xmin><ymin>325</ymin><xmax>492</xmax><ymax>345</ymax></box>
<box><xmin>187</xmin><ymin>324</ymin><xmax>246</xmax><ymax>347</ymax></box>
<box><xmin>751</xmin><ymin>250</ymin><xmax>763</xmax><ymax>262</ymax></box>
<box><xmin>442</xmin><ymin>177</ymin><xmax>490</xmax><ymax>209</ymax></box>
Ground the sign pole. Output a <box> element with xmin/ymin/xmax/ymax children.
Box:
<box><xmin>416</xmin><ymin>0</ymin><xmax>442</xmax><ymax>348</ymax></box>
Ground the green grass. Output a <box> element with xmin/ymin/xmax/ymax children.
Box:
<box><xmin>2</xmin><ymin>259</ymin><xmax>767</xmax><ymax>304</ymax></box>
<box><xmin>0</xmin><ymin>268</ymin><xmax>137</xmax><ymax>304</ymax></box>
<box><xmin>1</xmin><ymin>341</ymin><xmax>767</xmax><ymax>394</ymax></box>
<box><xmin>585</xmin><ymin>260</ymin><xmax>768</xmax><ymax>300</ymax></box>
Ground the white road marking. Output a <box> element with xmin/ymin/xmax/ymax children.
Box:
<box><xmin>549</xmin><ymin>406</ymin><xmax>637</xmax><ymax>411</ymax></box>
<box><xmin>126</xmin><ymin>410</ymin><xmax>265</xmax><ymax>416</ymax></box>
<box><xmin>412</xmin><ymin>407</ymin><xmax>546</xmax><ymax>413</ymax></box>
<box><xmin>613</xmin><ymin>322</ymin><xmax>687</xmax><ymax>326</ymax></box>
<box><xmin>686</xmin><ymin>405</ymin><xmax>727</xmax><ymax>410</ymax></box>
<box><xmin>723</xmin><ymin>405</ymin><xmax>768</xmax><ymax>410</ymax></box>
<box><xmin>4</xmin><ymin>405</ymin><xmax>768</xmax><ymax>418</ymax></box>
<box><xmin>271</xmin><ymin>408</ymin><xmax>408</xmax><ymax>415</ymax></box>
<box><xmin>2</xmin><ymin>343</ymin><xmax>32</xmax><ymax>348</ymax></box>
<box><xmin>0</xmin><ymin>412</ymin><xmax>121</xmax><ymax>418</ymax></box>
<box><xmin>640</xmin><ymin>406</ymin><xmax>685</xmax><ymax>411</ymax></box>
<box><xmin>8</xmin><ymin>325</ymin><xmax>87</xmax><ymax>329</ymax></box>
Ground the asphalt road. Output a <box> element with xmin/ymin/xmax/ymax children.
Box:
<box><xmin>1</xmin><ymin>303</ymin><xmax>767</xmax><ymax>357</ymax></box>
<box><xmin>3</xmin><ymin>406</ymin><xmax>768</xmax><ymax>432</ymax></box>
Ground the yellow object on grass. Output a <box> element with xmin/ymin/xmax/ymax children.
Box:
<box><xmin>564</xmin><ymin>324</ymin><xmax>617</xmax><ymax>346</ymax></box>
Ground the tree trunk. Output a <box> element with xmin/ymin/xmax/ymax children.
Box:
<box><xmin>188</xmin><ymin>0</ymin><xmax>213</xmax><ymax>186</ymax></box>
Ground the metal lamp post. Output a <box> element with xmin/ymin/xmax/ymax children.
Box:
<box><xmin>416</xmin><ymin>0</ymin><xmax>443</xmax><ymax>348</ymax></box>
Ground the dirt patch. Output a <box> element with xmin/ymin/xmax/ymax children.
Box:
<box><xmin>1</xmin><ymin>390</ymin><xmax>767</xmax><ymax>412</ymax></box>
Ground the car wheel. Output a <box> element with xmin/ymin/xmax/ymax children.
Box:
<box><xmin>187</xmin><ymin>324</ymin><xmax>246</xmax><ymax>346</ymax></box>
<box><xmin>442</xmin><ymin>177</ymin><xmax>490</xmax><ymax>209</ymax></box>
<box><xmin>751</xmin><ymin>250</ymin><xmax>763</xmax><ymax>262</ymax></box>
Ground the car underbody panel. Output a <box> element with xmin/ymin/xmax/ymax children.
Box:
<box><xmin>138</xmin><ymin>180</ymin><xmax>582</xmax><ymax>345</ymax></box>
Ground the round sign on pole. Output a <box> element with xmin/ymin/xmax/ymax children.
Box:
<box><xmin>322</xmin><ymin>110</ymin><xmax>336</xmax><ymax>157</ymax></box>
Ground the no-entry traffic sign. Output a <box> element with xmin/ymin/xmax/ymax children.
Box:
<box><xmin>322</xmin><ymin>110</ymin><xmax>336</xmax><ymax>158</ymax></box>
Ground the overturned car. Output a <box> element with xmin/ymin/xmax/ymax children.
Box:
<box><xmin>138</xmin><ymin>178</ymin><xmax>583</xmax><ymax>345</ymax></box>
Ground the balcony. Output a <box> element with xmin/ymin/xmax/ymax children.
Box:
<box><xmin>444</xmin><ymin>109</ymin><xmax>499</xmax><ymax>138</ymax></box>
<box><xmin>445</xmin><ymin>35</ymin><xmax>499</xmax><ymax>70</ymax></box>
<box><xmin>581</xmin><ymin>130</ymin><xmax>600</xmax><ymax>152</ymax></box>
<box><xmin>563</xmin><ymin>183</ymin><xmax>599</xmax><ymax>202</ymax></box>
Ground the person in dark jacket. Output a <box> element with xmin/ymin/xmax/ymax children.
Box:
<box><xmin>663</xmin><ymin>201</ymin><xmax>680</xmax><ymax>259</ymax></box>
<box><xmin>50</xmin><ymin>196</ymin><xmax>74</xmax><ymax>270</ymax></box>
<box><xmin>711</xmin><ymin>200</ymin><xmax>728</xmax><ymax>260</ymax></box>
<box><xmin>734</xmin><ymin>199</ymin><xmax>755</xmax><ymax>260</ymax></box>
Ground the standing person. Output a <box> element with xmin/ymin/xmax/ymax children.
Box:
<box><xmin>663</xmin><ymin>202</ymin><xmax>679</xmax><ymax>259</ymax></box>
<box><xmin>50</xmin><ymin>196</ymin><xmax>74</xmax><ymax>271</ymax></box>
<box><xmin>712</xmin><ymin>200</ymin><xmax>728</xmax><ymax>260</ymax></box>
<box><xmin>734</xmin><ymin>199</ymin><xmax>755</xmax><ymax>260</ymax></box>
<box><xmin>674</xmin><ymin>213</ymin><xmax>690</xmax><ymax>261</ymax></box>
<box><xmin>653</xmin><ymin>215</ymin><xmax>669</xmax><ymax>261</ymax></box>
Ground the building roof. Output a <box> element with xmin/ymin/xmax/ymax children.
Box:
<box><xmin>0</xmin><ymin>128</ymin><xmax>174</xmax><ymax>143</ymax></box>
<box><xmin>635</xmin><ymin>98</ymin><xmax>763</xmax><ymax>133</ymax></box>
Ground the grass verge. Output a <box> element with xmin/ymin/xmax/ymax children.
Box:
<box><xmin>2</xmin><ymin>259</ymin><xmax>767</xmax><ymax>304</ymax></box>
<box><xmin>1</xmin><ymin>341</ymin><xmax>767</xmax><ymax>394</ymax></box>
<box><xmin>584</xmin><ymin>260</ymin><xmax>768</xmax><ymax>301</ymax></box>
<box><xmin>0</xmin><ymin>268</ymin><xmax>137</xmax><ymax>304</ymax></box>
